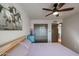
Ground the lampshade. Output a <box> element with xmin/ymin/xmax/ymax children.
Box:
<box><xmin>53</xmin><ymin>12</ymin><xmax>59</xmax><ymax>15</ymax></box>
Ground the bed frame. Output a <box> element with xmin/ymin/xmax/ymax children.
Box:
<box><xmin>0</xmin><ymin>35</ymin><xmax>25</xmax><ymax>56</ymax></box>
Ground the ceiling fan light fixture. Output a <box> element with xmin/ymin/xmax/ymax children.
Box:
<box><xmin>53</xmin><ymin>11</ymin><xmax>59</xmax><ymax>16</ymax></box>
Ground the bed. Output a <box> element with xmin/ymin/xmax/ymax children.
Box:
<box><xmin>28</xmin><ymin>43</ymin><xmax>79</xmax><ymax>56</ymax></box>
<box><xmin>7</xmin><ymin>40</ymin><xmax>79</xmax><ymax>56</ymax></box>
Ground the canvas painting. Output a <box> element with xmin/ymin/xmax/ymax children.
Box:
<box><xmin>0</xmin><ymin>4</ymin><xmax>22</xmax><ymax>30</ymax></box>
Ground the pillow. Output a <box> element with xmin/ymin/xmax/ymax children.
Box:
<box><xmin>18</xmin><ymin>40</ymin><xmax>32</xmax><ymax>55</ymax></box>
<box><xmin>23</xmin><ymin>39</ymin><xmax>32</xmax><ymax>49</ymax></box>
<box><xmin>27</xmin><ymin>35</ymin><xmax>35</xmax><ymax>43</ymax></box>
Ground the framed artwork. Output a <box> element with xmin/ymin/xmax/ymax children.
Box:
<box><xmin>0</xmin><ymin>4</ymin><xmax>22</xmax><ymax>30</ymax></box>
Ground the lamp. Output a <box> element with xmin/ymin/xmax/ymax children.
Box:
<box><xmin>53</xmin><ymin>11</ymin><xmax>59</xmax><ymax>16</ymax></box>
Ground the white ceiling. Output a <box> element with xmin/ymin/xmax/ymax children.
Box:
<box><xmin>20</xmin><ymin>3</ymin><xmax>79</xmax><ymax>20</ymax></box>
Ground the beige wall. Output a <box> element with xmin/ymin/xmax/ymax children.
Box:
<box><xmin>62</xmin><ymin>13</ymin><xmax>79</xmax><ymax>53</ymax></box>
<box><xmin>0</xmin><ymin>4</ymin><xmax>30</xmax><ymax>45</ymax></box>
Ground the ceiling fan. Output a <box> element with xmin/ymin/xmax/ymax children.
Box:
<box><xmin>42</xmin><ymin>3</ymin><xmax>74</xmax><ymax>17</ymax></box>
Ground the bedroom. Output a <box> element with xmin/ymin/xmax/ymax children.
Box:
<box><xmin>0</xmin><ymin>3</ymin><xmax>79</xmax><ymax>56</ymax></box>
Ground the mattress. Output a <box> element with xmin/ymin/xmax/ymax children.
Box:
<box><xmin>7</xmin><ymin>42</ymin><xmax>79</xmax><ymax>56</ymax></box>
<box><xmin>27</xmin><ymin>43</ymin><xmax>79</xmax><ymax>56</ymax></box>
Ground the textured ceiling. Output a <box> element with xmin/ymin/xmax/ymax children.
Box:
<box><xmin>20</xmin><ymin>3</ymin><xmax>79</xmax><ymax>20</ymax></box>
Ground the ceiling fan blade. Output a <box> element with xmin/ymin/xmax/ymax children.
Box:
<box><xmin>42</xmin><ymin>8</ymin><xmax>52</xmax><ymax>11</ymax></box>
<box><xmin>58</xmin><ymin>3</ymin><xmax>65</xmax><ymax>9</ymax></box>
<box><xmin>58</xmin><ymin>8</ymin><xmax>74</xmax><ymax>12</ymax></box>
<box><xmin>45</xmin><ymin>12</ymin><xmax>53</xmax><ymax>17</ymax></box>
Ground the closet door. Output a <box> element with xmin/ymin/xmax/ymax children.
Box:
<box><xmin>34</xmin><ymin>24</ymin><xmax>48</xmax><ymax>43</ymax></box>
<box><xmin>52</xmin><ymin>24</ymin><xmax>59</xmax><ymax>42</ymax></box>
